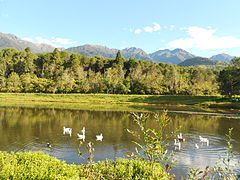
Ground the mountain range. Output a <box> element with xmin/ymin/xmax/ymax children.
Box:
<box><xmin>66</xmin><ymin>45</ymin><xmax>234</xmax><ymax>65</ymax></box>
<box><xmin>0</xmin><ymin>32</ymin><xmax>236</xmax><ymax>65</ymax></box>
<box><xmin>0</xmin><ymin>32</ymin><xmax>55</xmax><ymax>53</ymax></box>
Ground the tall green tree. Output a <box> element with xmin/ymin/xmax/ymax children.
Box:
<box><xmin>6</xmin><ymin>72</ymin><xmax>22</xmax><ymax>92</ymax></box>
<box><xmin>115</xmin><ymin>50</ymin><xmax>124</xmax><ymax>65</ymax></box>
<box><xmin>219</xmin><ymin>58</ymin><xmax>240</xmax><ymax>97</ymax></box>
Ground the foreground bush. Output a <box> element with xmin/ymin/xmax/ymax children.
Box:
<box><xmin>0</xmin><ymin>151</ymin><xmax>81</xmax><ymax>179</ymax></box>
<box><xmin>0</xmin><ymin>151</ymin><xmax>170</xmax><ymax>179</ymax></box>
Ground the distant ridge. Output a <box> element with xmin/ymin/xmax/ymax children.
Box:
<box><xmin>178</xmin><ymin>57</ymin><xmax>228</xmax><ymax>67</ymax></box>
<box><xmin>149</xmin><ymin>48</ymin><xmax>195</xmax><ymax>64</ymax></box>
<box><xmin>0</xmin><ymin>31</ymin><xmax>236</xmax><ymax>65</ymax></box>
<box><xmin>66</xmin><ymin>45</ymin><xmax>152</xmax><ymax>60</ymax></box>
<box><xmin>66</xmin><ymin>44</ymin><xmax>119</xmax><ymax>59</ymax></box>
<box><xmin>210</xmin><ymin>53</ymin><xmax>235</xmax><ymax>62</ymax></box>
<box><xmin>0</xmin><ymin>32</ymin><xmax>55</xmax><ymax>53</ymax></box>
<box><xmin>67</xmin><ymin>45</ymin><xmax>196</xmax><ymax>64</ymax></box>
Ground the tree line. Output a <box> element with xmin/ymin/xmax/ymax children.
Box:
<box><xmin>0</xmin><ymin>47</ymin><xmax>237</xmax><ymax>96</ymax></box>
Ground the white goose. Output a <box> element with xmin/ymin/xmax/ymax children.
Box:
<box><xmin>96</xmin><ymin>133</ymin><xmax>103</xmax><ymax>141</ymax></box>
<box><xmin>177</xmin><ymin>133</ymin><xmax>185</xmax><ymax>142</ymax></box>
<box><xmin>199</xmin><ymin>136</ymin><xmax>209</xmax><ymax>146</ymax></box>
<box><xmin>195</xmin><ymin>143</ymin><xmax>199</xmax><ymax>149</ymax></box>
<box><xmin>63</xmin><ymin>126</ymin><xmax>72</xmax><ymax>136</ymax></box>
<box><xmin>174</xmin><ymin>139</ymin><xmax>181</xmax><ymax>150</ymax></box>
<box><xmin>77</xmin><ymin>133</ymin><xmax>85</xmax><ymax>141</ymax></box>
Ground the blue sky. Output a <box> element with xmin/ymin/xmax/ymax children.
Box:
<box><xmin>0</xmin><ymin>0</ymin><xmax>240</xmax><ymax>57</ymax></box>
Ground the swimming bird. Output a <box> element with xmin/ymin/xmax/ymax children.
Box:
<box><xmin>96</xmin><ymin>133</ymin><xmax>103</xmax><ymax>141</ymax></box>
<box><xmin>195</xmin><ymin>143</ymin><xmax>199</xmax><ymax>149</ymax></box>
<box><xmin>174</xmin><ymin>139</ymin><xmax>181</xmax><ymax>150</ymax></box>
<box><xmin>63</xmin><ymin>126</ymin><xmax>72</xmax><ymax>136</ymax></box>
<box><xmin>177</xmin><ymin>133</ymin><xmax>185</xmax><ymax>142</ymax></box>
<box><xmin>199</xmin><ymin>136</ymin><xmax>209</xmax><ymax>146</ymax></box>
<box><xmin>77</xmin><ymin>133</ymin><xmax>85</xmax><ymax>141</ymax></box>
<box><xmin>47</xmin><ymin>143</ymin><xmax>52</xmax><ymax>148</ymax></box>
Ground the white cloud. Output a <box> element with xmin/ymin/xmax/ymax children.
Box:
<box><xmin>144</xmin><ymin>22</ymin><xmax>161</xmax><ymax>33</ymax></box>
<box><xmin>134</xmin><ymin>22</ymin><xmax>161</xmax><ymax>34</ymax></box>
<box><xmin>35</xmin><ymin>37</ymin><xmax>60</xmax><ymax>47</ymax></box>
<box><xmin>168</xmin><ymin>26</ymin><xmax>240</xmax><ymax>50</ymax></box>
<box><xmin>134</xmin><ymin>28</ymin><xmax>142</xmax><ymax>34</ymax></box>
<box><xmin>22</xmin><ymin>36</ymin><xmax>77</xmax><ymax>47</ymax></box>
<box><xmin>52</xmin><ymin>38</ymin><xmax>77</xmax><ymax>45</ymax></box>
<box><xmin>153</xmin><ymin>22</ymin><xmax>161</xmax><ymax>31</ymax></box>
<box><xmin>144</xmin><ymin>26</ymin><xmax>153</xmax><ymax>33</ymax></box>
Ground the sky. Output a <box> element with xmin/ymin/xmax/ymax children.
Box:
<box><xmin>0</xmin><ymin>0</ymin><xmax>240</xmax><ymax>57</ymax></box>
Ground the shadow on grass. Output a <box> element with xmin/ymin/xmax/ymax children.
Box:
<box><xmin>129</xmin><ymin>95</ymin><xmax>221</xmax><ymax>105</ymax></box>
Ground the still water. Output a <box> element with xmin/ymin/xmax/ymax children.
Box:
<box><xmin>0</xmin><ymin>107</ymin><xmax>240</xmax><ymax>179</ymax></box>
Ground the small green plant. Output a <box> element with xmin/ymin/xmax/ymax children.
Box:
<box><xmin>188</xmin><ymin>166</ymin><xmax>210</xmax><ymax>180</ymax></box>
<box><xmin>127</xmin><ymin>110</ymin><xmax>178</xmax><ymax>179</ymax></box>
<box><xmin>77</xmin><ymin>141</ymin><xmax>96</xmax><ymax>179</ymax></box>
<box><xmin>212</xmin><ymin>127</ymin><xmax>239</xmax><ymax>179</ymax></box>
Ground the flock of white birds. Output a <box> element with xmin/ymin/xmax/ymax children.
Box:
<box><xmin>47</xmin><ymin>127</ymin><xmax>103</xmax><ymax>148</ymax></box>
<box><xmin>47</xmin><ymin>126</ymin><xmax>209</xmax><ymax>152</ymax></box>
<box><xmin>63</xmin><ymin>126</ymin><xmax>103</xmax><ymax>142</ymax></box>
<box><xmin>174</xmin><ymin>133</ymin><xmax>209</xmax><ymax>150</ymax></box>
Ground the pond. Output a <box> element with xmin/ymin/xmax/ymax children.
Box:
<box><xmin>0</xmin><ymin>107</ymin><xmax>240</xmax><ymax>179</ymax></box>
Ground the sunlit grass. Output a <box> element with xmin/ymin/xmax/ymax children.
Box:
<box><xmin>0</xmin><ymin>93</ymin><xmax>239</xmax><ymax>113</ymax></box>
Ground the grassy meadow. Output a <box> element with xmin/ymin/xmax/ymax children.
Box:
<box><xmin>0</xmin><ymin>93</ymin><xmax>239</xmax><ymax>113</ymax></box>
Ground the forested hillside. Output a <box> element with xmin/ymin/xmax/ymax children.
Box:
<box><xmin>178</xmin><ymin>57</ymin><xmax>227</xmax><ymax>67</ymax></box>
<box><xmin>0</xmin><ymin>47</ymin><xmax>228</xmax><ymax>95</ymax></box>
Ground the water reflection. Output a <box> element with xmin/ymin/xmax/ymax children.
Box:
<box><xmin>0</xmin><ymin>107</ymin><xmax>240</xmax><ymax>179</ymax></box>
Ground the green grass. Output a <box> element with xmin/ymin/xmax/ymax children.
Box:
<box><xmin>0</xmin><ymin>151</ymin><xmax>170</xmax><ymax>179</ymax></box>
<box><xmin>0</xmin><ymin>93</ymin><xmax>219</xmax><ymax>104</ymax></box>
<box><xmin>0</xmin><ymin>93</ymin><xmax>239</xmax><ymax>113</ymax></box>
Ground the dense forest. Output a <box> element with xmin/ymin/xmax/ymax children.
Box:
<box><xmin>0</xmin><ymin>47</ymin><xmax>238</xmax><ymax>96</ymax></box>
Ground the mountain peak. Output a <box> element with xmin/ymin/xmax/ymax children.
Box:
<box><xmin>121</xmin><ymin>47</ymin><xmax>151</xmax><ymax>60</ymax></box>
<box><xmin>172</xmin><ymin>48</ymin><xmax>189</xmax><ymax>53</ymax></box>
<box><xmin>0</xmin><ymin>32</ymin><xmax>55</xmax><ymax>53</ymax></box>
<box><xmin>149</xmin><ymin>48</ymin><xmax>195</xmax><ymax>64</ymax></box>
<box><xmin>210</xmin><ymin>53</ymin><xmax>235</xmax><ymax>62</ymax></box>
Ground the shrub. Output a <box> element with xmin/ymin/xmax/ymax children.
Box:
<box><xmin>0</xmin><ymin>151</ymin><xmax>170</xmax><ymax>179</ymax></box>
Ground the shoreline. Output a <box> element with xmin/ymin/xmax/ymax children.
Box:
<box><xmin>0</xmin><ymin>93</ymin><xmax>239</xmax><ymax>117</ymax></box>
